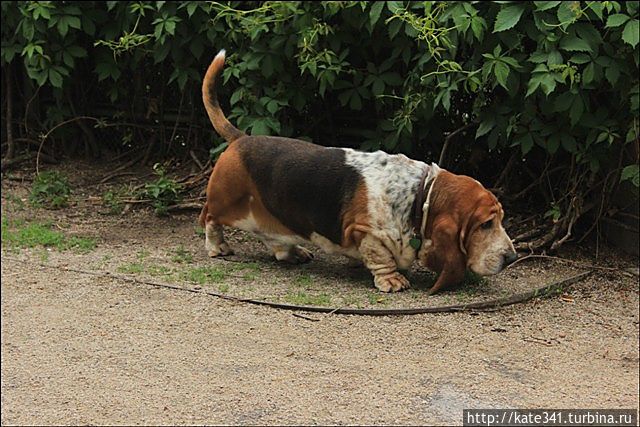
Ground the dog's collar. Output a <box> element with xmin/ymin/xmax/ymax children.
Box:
<box><xmin>410</xmin><ymin>165</ymin><xmax>440</xmax><ymax>251</ymax></box>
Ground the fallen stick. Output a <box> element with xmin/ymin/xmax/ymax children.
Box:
<box><xmin>3</xmin><ymin>256</ymin><xmax>593</xmax><ymax>316</ymax></box>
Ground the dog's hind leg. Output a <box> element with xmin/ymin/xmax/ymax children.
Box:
<box><xmin>205</xmin><ymin>221</ymin><xmax>234</xmax><ymax>257</ymax></box>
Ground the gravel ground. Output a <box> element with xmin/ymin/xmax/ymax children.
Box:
<box><xmin>1</xmin><ymin>162</ymin><xmax>638</xmax><ymax>425</ymax></box>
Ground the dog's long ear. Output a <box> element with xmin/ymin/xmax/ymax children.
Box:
<box><xmin>458</xmin><ymin>204</ymin><xmax>481</xmax><ymax>256</ymax></box>
<box><xmin>426</xmin><ymin>215</ymin><xmax>467</xmax><ymax>294</ymax></box>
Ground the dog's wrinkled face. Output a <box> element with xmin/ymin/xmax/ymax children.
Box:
<box><xmin>417</xmin><ymin>172</ymin><xmax>517</xmax><ymax>278</ymax></box>
<box><xmin>464</xmin><ymin>191</ymin><xmax>517</xmax><ymax>276</ymax></box>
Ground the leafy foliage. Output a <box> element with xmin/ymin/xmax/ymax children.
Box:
<box><xmin>141</xmin><ymin>163</ymin><xmax>182</xmax><ymax>216</ymax></box>
<box><xmin>29</xmin><ymin>171</ymin><xmax>71</xmax><ymax>209</ymax></box>
<box><xmin>1</xmin><ymin>1</ymin><xmax>639</xmax><ymax>247</ymax></box>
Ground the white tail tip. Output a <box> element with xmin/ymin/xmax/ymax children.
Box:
<box><xmin>215</xmin><ymin>49</ymin><xmax>226</xmax><ymax>61</ymax></box>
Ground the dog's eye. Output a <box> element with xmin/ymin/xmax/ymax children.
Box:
<box><xmin>481</xmin><ymin>220</ymin><xmax>493</xmax><ymax>230</ymax></box>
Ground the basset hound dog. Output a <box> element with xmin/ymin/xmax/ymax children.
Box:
<box><xmin>198</xmin><ymin>50</ymin><xmax>518</xmax><ymax>295</ymax></box>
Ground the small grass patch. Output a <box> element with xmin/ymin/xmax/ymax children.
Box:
<box><xmin>117</xmin><ymin>262</ymin><xmax>144</xmax><ymax>274</ymax></box>
<box><xmin>4</xmin><ymin>193</ymin><xmax>26</xmax><ymax>210</ymax></box>
<box><xmin>295</xmin><ymin>273</ymin><xmax>313</xmax><ymax>288</ymax></box>
<box><xmin>284</xmin><ymin>291</ymin><xmax>332</xmax><ymax>307</ymax></box>
<box><xmin>147</xmin><ymin>264</ymin><xmax>173</xmax><ymax>277</ymax></box>
<box><xmin>231</xmin><ymin>262</ymin><xmax>260</xmax><ymax>279</ymax></box>
<box><xmin>367</xmin><ymin>292</ymin><xmax>389</xmax><ymax>306</ymax></box>
<box><xmin>1</xmin><ymin>218</ymin><xmax>96</xmax><ymax>253</ymax></box>
<box><xmin>218</xmin><ymin>283</ymin><xmax>230</xmax><ymax>293</ymax></box>
<box><xmin>171</xmin><ymin>245</ymin><xmax>193</xmax><ymax>264</ymax></box>
<box><xmin>183</xmin><ymin>266</ymin><xmax>227</xmax><ymax>284</ymax></box>
<box><xmin>194</xmin><ymin>226</ymin><xmax>205</xmax><ymax>237</ymax></box>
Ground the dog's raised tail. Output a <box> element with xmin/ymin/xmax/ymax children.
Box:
<box><xmin>202</xmin><ymin>50</ymin><xmax>246</xmax><ymax>143</ymax></box>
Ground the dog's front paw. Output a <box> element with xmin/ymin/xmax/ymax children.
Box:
<box><xmin>208</xmin><ymin>243</ymin><xmax>234</xmax><ymax>257</ymax></box>
<box><xmin>374</xmin><ymin>272</ymin><xmax>410</xmax><ymax>292</ymax></box>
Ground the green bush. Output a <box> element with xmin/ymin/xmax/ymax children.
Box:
<box><xmin>2</xmin><ymin>1</ymin><xmax>639</xmax><ymax>248</ymax></box>
<box><xmin>140</xmin><ymin>163</ymin><xmax>182</xmax><ymax>216</ymax></box>
<box><xmin>29</xmin><ymin>171</ymin><xmax>71</xmax><ymax>209</ymax></box>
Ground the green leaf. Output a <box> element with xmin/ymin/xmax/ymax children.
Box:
<box><xmin>575</xmin><ymin>23</ymin><xmax>603</xmax><ymax>52</ymax></box>
<box><xmin>493</xmin><ymin>4</ymin><xmax>526</xmax><ymax>32</ymax></box>
<box><xmin>620</xmin><ymin>164</ymin><xmax>640</xmax><ymax>187</ymax></box>
<box><xmin>386</xmin><ymin>1</ymin><xmax>403</xmax><ymax>13</ymax></box>
<box><xmin>494</xmin><ymin>62</ymin><xmax>510</xmax><ymax>89</ymax></box>
<box><xmin>48</xmin><ymin>68</ymin><xmax>63</xmax><ymax>88</ymax></box>
<box><xmin>559</xmin><ymin>35</ymin><xmax>592</xmax><ymax>52</ymax></box>
<box><xmin>266</xmin><ymin>100</ymin><xmax>279</xmax><ymax>115</ymax></box>
<box><xmin>405</xmin><ymin>22</ymin><xmax>418</xmax><ymax>37</ymax></box>
<box><xmin>605</xmin><ymin>13</ymin><xmax>630</xmax><ymax>28</ymax></box>
<box><xmin>165</xmin><ymin>20</ymin><xmax>176</xmax><ymax>35</ymax></box>
<box><xmin>547</xmin><ymin>50</ymin><xmax>563</xmax><ymax>65</ymax></box>
<box><xmin>67</xmin><ymin>45</ymin><xmax>87</xmax><ymax>58</ymax></box>
<box><xmin>476</xmin><ymin>117</ymin><xmax>495</xmax><ymax>139</ymax></box>
<box><xmin>517</xmin><ymin>133</ymin><xmax>534</xmax><ymax>155</ymax></box>
<box><xmin>605</xmin><ymin>64</ymin><xmax>620</xmax><ymax>85</ymax></box>
<box><xmin>67</xmin><ymin>16</ymin><xmax>81</xmax><ymax>30</ymax></box>
<box><xmin>251</xmin><ymin>119</ymin><xmax>270</xmax><ymax>136</ymax></box>
<box><xmin>561</xmin><ymin>133</ymin><xmax>577</xmax><ymax>153</ymax></box>
<box><xmin>534</xmin><ymin>1</ymin><xmax>561</xmax><ymax>11</ymax></box>
<box><xmin>62</xmin><ymin>52</ymin><xmax>74</xmax><ymax>68</ymax></box>
<box><xmin>547</xmin><ymin>134</ymin><xmax>560</xmax><ymax>154</ymax></box>
<box><xmin>526</xmin><ymin>75</ymin><xmax>542</xmax><ymax>97</ymax></box>
<box><xmin>557</xmin><ymin>1</ymin><xmax>578</xmax><ymax>27</ymax></box>
<box><xmin>540</xmin><ymin>73</ymin><xmax>557</xmax><ymax>95</ymax></box>
<box><xmin>209</xmin><ymin>142</ymin><xmax>229</xmax><ymax>161</ymax></box>
<box><xmin>187</xmin><ymin>2</ymin><xmax>198</xmax><ymax>17</ymax></box>
<box><xmin>553</xmin><ymin>91</ymin><xmax>574</xmax><ymax>112</ymax></box>
<box><xmin>388</xmin><ymin>19</ymin><xmax>402</xmax><ymax>40</ymax></box>
<box><xmin>381</xmin><ymin>72</ymin><xmax>403</xmax><ymax>86</ymax></box>
<box><xmin>589</xmin><ymin>2</ymin><xmax>604</xmax><ymax>20</ymax></box>
<box><xmin>569</xmin><ymin>53</ymin><xmax>591</xmax><ymax>64</ymax></box>
<box><xmin>369</xmin><ymin>1</ymin><xmax>384</xmax><ymax>27</ymax></box>
<box><xmin>57</xmin><ymin>17</ymin><xmax>69</xmax><ymax>37</ymax></box>
<box><xmin>582</xmin><ymin>62</ymin><xmax>595</xmax><ymax>84</ymax></box>
<box><xmin>622</xmin><ymin>19</ymin><xmax>639</xmax><ymax>48</ymax></box>
<box><xmin>528</xmin><ymin>51</ymin><xmax>548</xmax><ymax>63</ymax></box>
<box><xmin>372</xmin><ymin>78</ymin><xmax>385</xmax><ymax>96</ymax></box>
<box><xmin>569</xmin><ymin>96</ymin><xmax>584</xmax><ymax>126</ymax></box>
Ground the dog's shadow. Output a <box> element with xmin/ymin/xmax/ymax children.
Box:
<box><xmin>218</xmin><ymin>248</ymin><xmax>442</xmax><ymax>293</ymax></box>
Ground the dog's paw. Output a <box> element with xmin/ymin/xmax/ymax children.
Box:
<box><xmin>208</xmin><ymin>243</ymin><xmax>234</xmax><ymax>257</ymax></box>
<box><xmin>274</xmin><ymin>245</ymin><xmax>314</xmax><ymax>264</ymax></box>
<box><xmin>374</xmin><ymin>272</ymin><xmax>410</xmax><ymax>293</ymax></box>
<box><xmin>290</xmin><ymin>245</ymin><xmax>314</xmax><ymax>264</ymax></box>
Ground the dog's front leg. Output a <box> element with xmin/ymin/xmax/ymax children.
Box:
<box><xmin>359</xmin><ymin>234</ymin><xmax>409</xmax><ymax>292</ymax></box>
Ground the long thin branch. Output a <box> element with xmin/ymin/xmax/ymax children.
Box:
<box><xmin>438</xmin><ymin>122</ymin><xmax>476</xmax><ymax>167</ymax></box>
<box><xmin>36</xmin><ymin>116</ymin><xmax>101</xmax><ymax>174</ymax></box>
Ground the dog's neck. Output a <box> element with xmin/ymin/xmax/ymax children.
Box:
<box><xmin>410</xmin><ymin>163</ymin><xmax>441</xmax><ymax>250</ymax></box>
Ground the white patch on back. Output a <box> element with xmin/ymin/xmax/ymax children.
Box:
<box><xmin>342</xmin><ymin>149</ymin><xmax>438</xmax><ymax>270</ymax></box>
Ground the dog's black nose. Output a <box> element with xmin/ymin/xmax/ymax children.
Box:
<box><xmin>503</xmin><ymin>251</ymin><xmax>518</xmax><ymax>266</ymax></box>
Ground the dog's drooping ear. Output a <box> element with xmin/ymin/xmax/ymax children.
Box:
<box><xmin>424</xmin><ymin>215</ymin><xmax>467</xmax><ymax>295</ymax></box>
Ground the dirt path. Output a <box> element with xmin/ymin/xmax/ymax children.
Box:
<box><xmin>2</xmin><ymin>163</ymin><xmax>639</xmax><ymax>425</ymax></box>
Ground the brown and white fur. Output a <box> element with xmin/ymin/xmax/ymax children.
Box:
<box><xmin>199</xmin><ymin>49</ymin><xmax>517</xmax><ymax>295</ymax></box>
